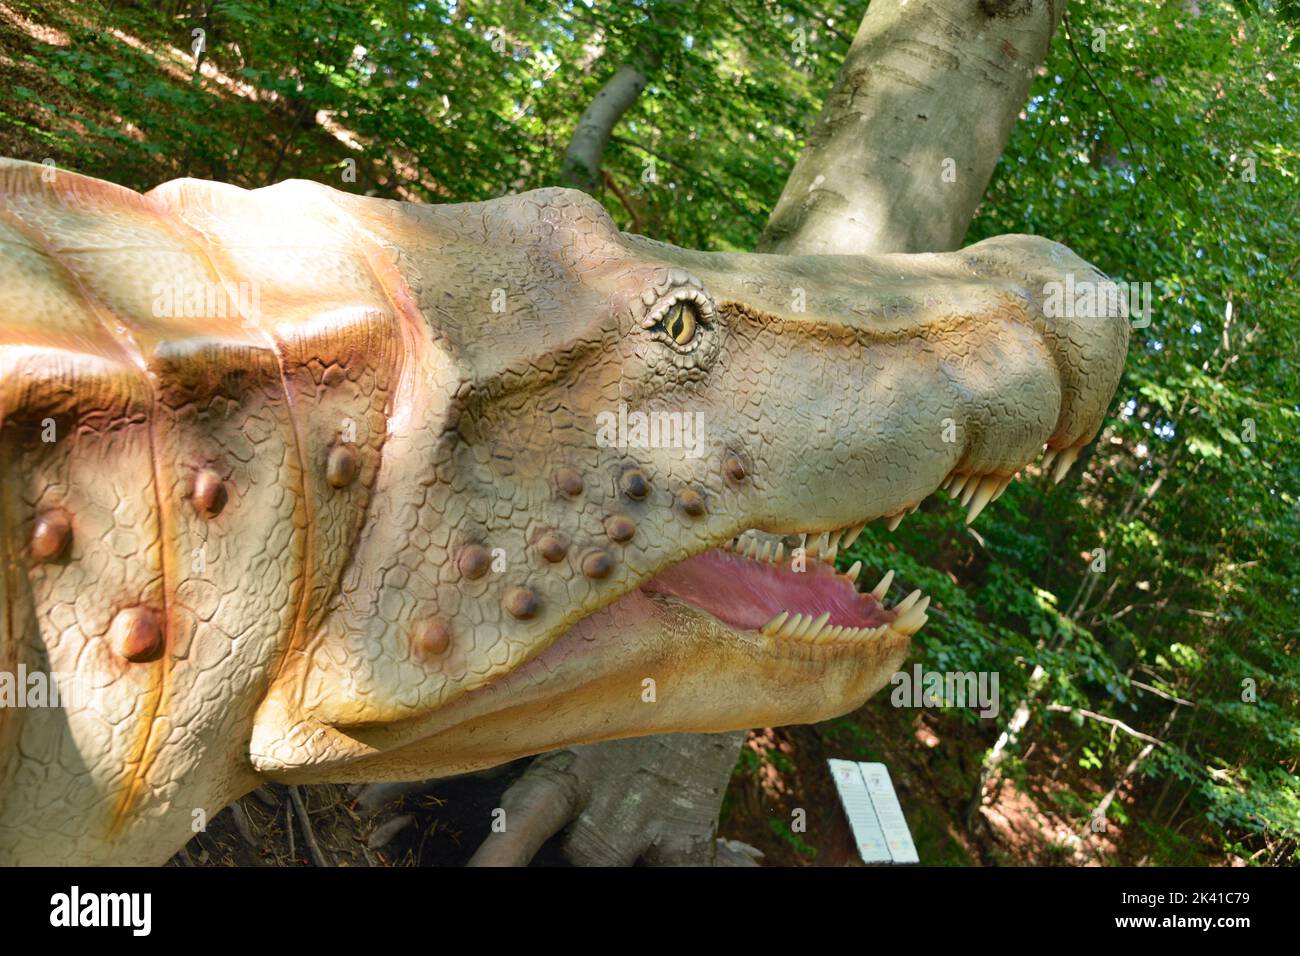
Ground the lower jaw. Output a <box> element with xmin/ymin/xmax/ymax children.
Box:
<box><xmin>316</xmin><ymin>586</ymin><xmax>913</xmax><ymax>784</ymax></box>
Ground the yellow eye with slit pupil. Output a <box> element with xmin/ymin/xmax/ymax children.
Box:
<box><xmin>665</xmin><ymin>302</ymin><xmax>698</xmax><ymax>346</ymax></box>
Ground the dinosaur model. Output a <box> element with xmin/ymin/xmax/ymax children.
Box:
<box><xmin>0</xmin><ymin>158</ymin><xmax>1128</xmax><ymax>864</ymax></box>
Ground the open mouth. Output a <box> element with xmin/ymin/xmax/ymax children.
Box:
<box><xmin>640</xmin><ymin>525</ymin><xmax>930</xmax><ymax>646</ymax></box>
<box><xmin>630</xmin><ymin>447</ymin><xmax>1084</xmax><ymax>650</ymax></box>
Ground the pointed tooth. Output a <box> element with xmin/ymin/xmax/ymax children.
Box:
<box><xmin>841</xmin><ymin>523</ymin><xmax>865</xmax><ymax>549</ymax></box>
<box><xmin>759</xmin><ymin>540</ymin><xmax>773</xmax><ymax>563</ymax></box>
<box><xmin>870</xmin><ymin>624</ymin><xmax>889</xmax><ymax>638</ymax></box>
<box><xmin>806</xmin><ymin>611</ymin><xmax>831</xmax><ymax>641</ymax></box>
<box><xmin>948</xmin><ymin>474</ymin><xmax>969</xmax><ymax>498</ymax></box>
<box><xmin>966</xmin><ymin>476</ymin><xmax>1000</xmax><ymax>525</ymax></box>
<box><xmin>825</xmin><ymin>540</ymin><xmax>839</xmax><ymax>563</ymax></box>
<box><xmin>778</xmin><ymin>613</ymin><xmax>803</xmax><ymax>638</ymax></box>
<box><xmin>895</xmin><ymin>601</ymin><xmax>930</xmax><ymax>634</ymax></box>
<box><xmin>894</xmin><ymin>595</ymin><xmax>931</xmax><ymax>632</ymax></box>
<box><xmin>1052</xmin><ymin>447</ymin><xmax>1080</xmax><ymax>484</ymax></box>
<box><xmin>870</xmin><ymin>569</ymin><xmax>895</xmax><ymax>600</ymax></box>
<box><xmin>893</xmin><ymin>589</ymin><xmax>922</xmax><ymax>614</ymax></box>
<box><xmin>960</xmin><ymin>478</ymin><xmax>980</xmax><ymax>506</ymax></box>
<box><xmin>797</xmin><ymin>533</ymin><xmax>808</xmax><ymax>553</ymax></box>
<box><xmin>1041</xmin><ymin>448</ymin><xmax>1058</xmax><ymax>471</ymax></box>
<box><xmin>846</xmin><ymin>560</ymin><xmax>862</xmax><ymax>584</ymax></box>
<box><xmin>811</xmin><ymin>531</ymin><xmax>829</xmax><ymax>557</ymax></box>
<box><xmin>991</xmin><ymin>476</ymin><xmax>1011</xmax><ymax>502</ymax></box>
<box><xmin>774</xmin><ymin>542</ymin><xmax>784</xmax><ymax>565</ymax></box>
<box><xmin>791</xmin><ymin>614</ymin><xmax>817</xmax><ymax>639</ymax></box>
<box><xmin>827</xmin><ymin>529</ymin><xmax>843</xmax><ymax>551</ymax></box>
<box><xmin>886</xmin><ymin>513</ymin><xmax>904</xmax><ymax>531</ymax></box>
<box><xmin>761</xmin><ymin>610</ymin><xmax>789</xmax><ymax>636</ymax></box>
<box><xmin>749</xmin><ymin>537</ymin><xmax>762</xmax><ymax>559</ymax></box>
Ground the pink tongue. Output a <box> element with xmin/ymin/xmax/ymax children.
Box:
<box><xmin>641</xmin><ymin>549</ymin><xmax>894</xmax><ymax>632</ymax></box>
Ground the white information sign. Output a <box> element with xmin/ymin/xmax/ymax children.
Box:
<box><xmin>828</xmin><ymin>759</ymin><xmax>920</xmax><ymax>864</ymax></box>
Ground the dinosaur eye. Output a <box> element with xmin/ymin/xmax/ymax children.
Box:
<box><xmin>663</xmin><ymin>301</ymin><xmax>698</xmax><ymax>346</ymax></box>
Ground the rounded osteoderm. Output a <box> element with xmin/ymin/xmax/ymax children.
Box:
<box><xmin>109</xmin><ymin>606</ymin><xmax>165</xmax><ymax>663</ymax></box>
<box><xmin>326</xmin><ymin>443</ymin><xmax>360</xmax><ymax>488</ymax></box>
<box><xmin>604</xmin><ymin>514</ymin><xmax>636</xmax><ymax>543</ymax></box>
<box><xmin>536</xmin><ymin>532</ymin><xmax>568</xmax><ymax>563</ymax></box>
<box><xmin>191</xmin><ymin>468</ymin><xmax>228</xmax><ymax>517</ymax></box>
<box><xmin>677</xmin><ymin>487</ymin><xmax>706</xmax><ymax>517</ymax></box>
<box><xmin>581</xmin><ymin>549</ymin><xmax>613</xmax><ymax>579</ymax></box>
<box><xmin>555</xmin><ymin>467</ymin><xmax>584</xmax><ymax>497</ymax></box>
<box><xmin>503</xmin><ymin>586</ymin><xmax>540</xmax><ymax>619</ymax></box>
<box><xmin>415</xmin><ymin>619</ymin><xmax>452</xmax><ymax>658</ymax></box>
<box><xmin>30</xmin><ymin>507</ymin><xmax>72</xmax><ymax>561</ymax></box>
<box><xmin>620</xmin><ymin>467</ymin><xmax>650</xmax><ymax>500</ymax></box>
<box><xmin>457</xmin><ymin>544</ymin><xmax>492</xmax><ymax>580</ymax></box>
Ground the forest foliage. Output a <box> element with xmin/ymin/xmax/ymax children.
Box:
<box><xmin>0</xmin><ymin>0</ymin><xmax>1296</xmax><ymax>864</ymax></box>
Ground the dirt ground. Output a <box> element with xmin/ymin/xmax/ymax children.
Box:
<box><xmin>173</xmin><ymin>692</ymin><xmax>1204</xmax><ymax>867</ymax></box>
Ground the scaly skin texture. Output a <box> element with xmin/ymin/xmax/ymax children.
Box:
<box><xmin>0</xmin><ymin>159</ymin><xmax>1128</xmax><ymax>864</ymax></box>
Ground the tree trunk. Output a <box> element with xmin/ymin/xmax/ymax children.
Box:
<box><xmin>560</xmin><ymin>64</ymin><xmax>651</xmax><ymax>193</ymax></box>
<box><xmin>760</xmin><ymin>0</ymin><xmax>1064</xmax><ymax>256</ymax></box>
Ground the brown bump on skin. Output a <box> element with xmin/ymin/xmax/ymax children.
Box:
<box><xmin>458</xmin><ymin>544</ymin><xmax>492</xmax><ymax>580</ymax></box>
<box><xmin>581</xmin><ymin>549</ymin><xmax>613</xmax><ymax>579</ymax></box>
<box><xmin>326</xmin><ymin>444</ymin><xmax>360</xmax><ymax>488</ymax></box>
<box><xmin>723</xmin><ymin>455</ymin><xmax>747</xmax><ymax>483</ymax></box>
<box><xmin>415</xmin><ymin>619</ymin><xmax>452</xmax><ymax>659</ymax></box>
<box><xmin>191</xmin><ymin>468</ymin><xmax>228</xmax><ymax>518</ymax></box>
<box><xmin>620</xmin><ymin>467</ymin><xmax>650</xmax><ymax>500</ymax></box>
<box><xmin>504</xmin><ymin>586</ymin><xmax>540</xmax><ymax>619</ymax></box>
<box><xmin>555</xmin><ymin>467</ymin><xmax>584</xmax><ymax>497</ymax></box>
<box><xmin>30</xmin><ymin>508</ymin><xmax>72</xmax><ymax>561</ymax></box>
<box><xmin>677</xmin><ymin>487</ymin><xmax>707</xmax><ymax>517</ymax></box>
<box><xmin>109</xmin><ymin>607</ymin><xmax>164</xmax><ymax>663</ymax></box>
<box><xmin>536</xmin><ymin>532</ymin><xmax>568</xmax><ymax>563</ymax></box>
<box><xmin>605</xmin><ymin>514</ymin><xmax>636</xmax><ymax>543</ymax></box>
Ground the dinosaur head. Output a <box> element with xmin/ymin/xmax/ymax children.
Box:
<box><xmin>0</xmin><ymin>167</ymin><xmax>1126</xmax><ymax>863</ymax></box>
<box><xmin>248</xmin><ymin>187</ymin><xmax>1129</xmax><ymax>784</ymax></box>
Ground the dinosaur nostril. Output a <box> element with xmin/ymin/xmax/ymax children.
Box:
<box><xmin>31</xmin><ymin>508</ymin><xmax>72</xmax><ymax>561</ymax></box>
<box><xmin>723</xmin><ymin>456</ymin><xmax>747</xmax><ymax>483</ymax></box>
<box><xmin>605</xmin><ymin>515</ymin><xmax>636</xmax><ymax>543</ymax></box>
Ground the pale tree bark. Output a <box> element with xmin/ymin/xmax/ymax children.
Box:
<box><xmin>760</xmin><ymin>0</ymin><xmax>1064</xmax><ymax>256</ymax></box>
<box><xmin>559</xmin><ymin>0</ymin><xmax>686</xmax><ymax>193</ymax></box>
<box><xmin>472</xmin><ymin>0</ymin><xmax>1064</xmax><ymax>866</ymax></box>
<box><xmin>561</xmin><ymin>64</ymin><xmax>652</xmax><ymax>193</ymax></box>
